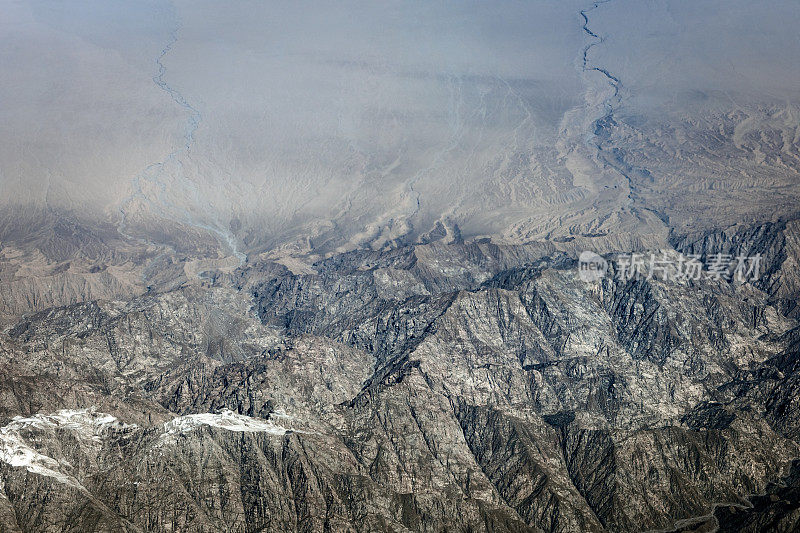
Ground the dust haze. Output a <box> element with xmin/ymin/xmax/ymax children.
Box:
<box><xmin>3</xmin><ymin>0</ymin><xmax>797</xmax><ymax>261</ymax></box>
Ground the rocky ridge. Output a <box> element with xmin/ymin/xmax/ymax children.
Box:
<box><xmin>0</xmin><ymin>221</ymin><xmax>799</xmax><ymax>531</ymax></box>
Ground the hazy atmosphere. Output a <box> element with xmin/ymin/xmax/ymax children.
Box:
<box><xmin>2</xmin><ymin>1</ymin><xmax>800</xmax><ymax>531</ymax></box>
<box><xmin>4</xmin><ymin>0</ymin><xmax>798</xmax><ymax>257</ymax></box>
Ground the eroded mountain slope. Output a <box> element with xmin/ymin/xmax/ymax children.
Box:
<box><xmin>1</xmin><ymin>222</ymin><xmax>800</xmax><ymax>531</ymax></box>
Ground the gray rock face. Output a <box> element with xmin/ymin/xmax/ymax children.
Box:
<box><xmin>1</xmin><ymin>222</ymin><xmax>799</xmax><ymax>531</ymax></box>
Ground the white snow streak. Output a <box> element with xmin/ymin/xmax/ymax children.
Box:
<box><xmin>0</xmin><ymin>409</ymin><xmax>131</xmax><ymax>489</ymax></box>
<box><xmin>162</xmin><ymin>409</ymin><xmax>288</xmax><ymax>436</ymax></box>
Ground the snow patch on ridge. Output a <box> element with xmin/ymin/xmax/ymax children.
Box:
<box><xmin>6</xmin><ymin>409</ymin><xmax>130</xmax><ymax>439</ymax></box>
<box><xmin>0</xmin><ymin>409</ymin><xmax>130</xmax><ymax>490</ymax></box>
<box><xmin>0</xmin><ymin>429</ymin><xmax>79</xmax><ymax>488</ymax></box>
<box><xmin>162</xmin><ymin>410</ymin><xmax>289</xmax><ymax>436</ymax></box>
